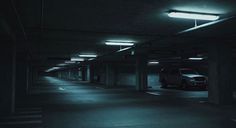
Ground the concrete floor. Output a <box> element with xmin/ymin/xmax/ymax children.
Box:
<box><xmin>4</xmin><ymin>76</ymin><xmax>236</xmax><ymax>128</ymax></box>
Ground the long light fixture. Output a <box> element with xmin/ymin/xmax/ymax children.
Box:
<box><xmin>65</xmin><ymin>61</ymin><xmax>76</xmax><ymax>64</ymax></box>
<box><xmin>105</xmin><ymin>40</ymin><xmax>135</xmax><ymax>46</ymax></box>
<box><xmin>45</xmin><ymin>67</ymin><xmax>60</xmax><ymax>72</ymax></box>
<box><xmin>148</xmin><ymin>60</ymin><xmax>159</xmax><ymax>65</ymax></box>
<box><xmin>105</xmin><ymin>42</ymin><xmax>134</xmax><ymax>46</ymax></box>
<box><xmin>71</xmin><ymin>57</ymin><xmax>84</xmax><ymax>61</ymax></box>
<box><xmin>57</xmin><ymin>63</ymin><xmax>67</xmax><ymax>66</ymax></box>
<box><xmin>168</xmin><ymin>11</ymin><xmax>219</xmax><ymax>21</ymax></box>
<box><xmin>79</xmin><ymin>54</ymin><xmax>97</xmax><ymax>58</ymax></box>
<box><xmin>188</xmin><ymin>57</ymin><xmax>204</xmax><ymax>60</ymax></box>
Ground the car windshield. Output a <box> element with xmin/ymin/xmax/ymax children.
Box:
<box><xmin>180</xmin><ymin>69</ymin><xmax>198</xmax><ymax>74</ymax></box>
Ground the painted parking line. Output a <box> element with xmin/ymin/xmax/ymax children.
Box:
<box><xmin>58</xmin><ymin>87</ymin><xmax>65</xmax><ymax>91</ymax></box>
<box><xmin>0</xmin><ymin>120</ymin><xmax>42</xmax><ymax>125</ymax></box>
<box><xmin>146</xmin><ymin>92</ymin><xmax>161</xmax><ymax>96</ymax></box>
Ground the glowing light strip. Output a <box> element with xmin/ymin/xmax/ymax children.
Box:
<box><xmin>79</xmin><ymin>54</ymin><xmax>97</xmax><ymax>58</ymax></box>
<box><xmin>105</xmin><ymin>42</ymin><xmax>134</xmax><ymax>46</ymax></box>
<box><xmin>71</xmin><ymin>57</ymin><xmax>84</xmax><ymax>61</ymax></box>
<box><xmin>188</xmin><ymin>57</ymin><xmax>204</xmax><ymax>60</ymax></box>
<box><xmin>148</xmin><ymin>61</ymin><xmax>159</xmax><ymax>65</ymax></box>
<box><xmin>168</xmin><ymin>11</ymin><xmax>219</xmax><ymax>21</ymax></box>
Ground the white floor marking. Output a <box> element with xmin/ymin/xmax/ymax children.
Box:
<box><xmin>146</xmin><ymin>92</ymin><xmax>161</xmax><ymax>96</ymax></box>
<box><xmin>58</xmin><ymin>87</ymin><xmax>65</xmax><ymax>91</ymax></box>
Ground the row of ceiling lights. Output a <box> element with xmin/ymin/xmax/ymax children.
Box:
<box><xmin>46</xmin><ymin>11</ymin><xmax>218</xmax><ymax>73</ymax></box>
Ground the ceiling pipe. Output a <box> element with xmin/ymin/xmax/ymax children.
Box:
<box><xmin>177</xmin><ymin>16</ymin><xmax>235</xmax><ymax>34</ymax></box>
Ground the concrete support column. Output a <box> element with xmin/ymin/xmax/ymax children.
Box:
<box><xmin>88</xmin><ymin>64</ymin><xmax>95</xmax><ymax>83</ymax></box>
<box><xmin>105</xmin><ymin>64</ymin><xmax>116</xmax><ymax>87</ymax></box>
<box><xmin>0</xmin><ymin>43</ymin><xmax>16</xmax><ymax>115</ymax></box>
<box><xmin>208</xmin><ymin>43</ymin><xmax>233</xmax><ymax>104</ymax></box>
<box><xmin>136</xmin><ymin>55</ymin><xmax>148</xmax><ymax>91</ymax></box>
<box><xmin>81</xmin><ymin>67</ymin><xmax>86</xmax><ymax>81</ymax></box>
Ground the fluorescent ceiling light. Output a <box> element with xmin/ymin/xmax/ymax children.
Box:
<box><xmin>45</xmin><ymin>67</ymin><xmax>60</xmax><ymax>72</ymax></box>
<box><xmin>105</xmin><ymin>42</ymin><xmax>134</xmax><ymax>46</ymax></box>
<box><xmin>65</xmin><ymin>61</ymin><xmax>76</xmax><ymax>64</ymax></box>
<box><xmin>148</xmin><ymin>61</ymin><xmax>159</xmax><ymax>65</ymax></box>
<box><xmin>79</xmin><ymin>54</ymin><xmax>97</xmax><ymax>58</ymax></box>
<box><xmin>71</xmin><ymin>57</ymin><xmax>84</xmax><ymax>61</ymax></box>
<box><xmin>107</xmin><ymin>40</ymin><xmax>134</xmax><ymax>43</ymax></box>
<box><xmin>188</xmin><ymin>57</ymin><xmax>204</xmax><ymax>60</ymax></box>
<box><xmin>168</xmin><ymin>11</ymin><xmax>219</xmax><ymax>21</ymax></box>
<box><xmin>105</xmin><ymin>40</ymin><xmax>135</xmax><ymax>46</ymax></box>
<box><xmin>57</xmin><ymin>63</ymin><xmax>67</xmax><ymax>66</ymax></box>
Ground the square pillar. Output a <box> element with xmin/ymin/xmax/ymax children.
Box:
<box><xmin>208</xmin><ymin>43</ymin><xmax>233</xmax><ymax>104</ymax></box>
<box><xmin>136</xmin><ymin>55</ymin><xmax>148</xmax><ymax>91</ymax></box>
<box><xmin>105</xmin><ymin>64</ymin><xmax>117</xmax><ymax>87</ymax></box>
<box><xmin>81</xmin><ymin>67</ymin><xmax>86</xmax><ymax>81</ymax></box>
<box><xmin>88</xmin><ymin>64</ymin><xmax>95</xmax><ymax>83</ymax></box>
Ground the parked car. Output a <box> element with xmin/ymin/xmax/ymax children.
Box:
<box><xmin>159</xmin><ymin>68</ymin><xmax>208</xmax><ymax>89</ymax></box>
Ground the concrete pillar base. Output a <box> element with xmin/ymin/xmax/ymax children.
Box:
<box><xmin>136</xmin><ymin>55</ymin><xmax>148</xmax><ymax>92</ymax></box>
<box><xmin>208</xmin><ymin>43</ymin><xmax>233</xmax><ymax>105</ymax></box>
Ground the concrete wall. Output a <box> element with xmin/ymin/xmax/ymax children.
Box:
<box><xmin>58</xmin><ymin>69</ymin><xmax>81</xmax><ymax>80</ymax></box>
<box><xmin>93</xmin><ymin>64</ymin><xmax>160</xmax><ymax>88</ymax></box>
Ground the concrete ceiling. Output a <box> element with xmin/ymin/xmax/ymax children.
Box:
<box><xmin>1</xmin><ymin>0</ymin><xmax>236</xmax><ymax>70</ymax></box>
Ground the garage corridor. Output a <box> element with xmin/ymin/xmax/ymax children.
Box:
<box><xmin>4</xmin><ymin>76</ymin><xmax>230</xmax><ymax>128</ymax></box>
<box><xmin>1</xmin><ymin>1</ymin><xmax>236</xmax><ymax>127</ymax></box>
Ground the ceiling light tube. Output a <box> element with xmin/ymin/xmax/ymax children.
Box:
<box><xmin>79</xmin><ymin>54</ymin><xmax>97</xmax><ymax>58</ymax></box>
<box><xmin>168</xmin><ymin>11</ymin><xmax>219</xmax><ymax>21</ymax></box>
<box><xmin>65</xmin><ymin>61</ymin><xmax>76</xmax><ymax>64</ymax></box>
<box><xmin>71</xmin><ymin>57</ymin><xmax>84</xmax><ymax>61</ymax></box>
<box><xmin>107</xmin><ymin>40</ymin><xmax>134</xmax><ymax>43</ymax></box>
<box><xmin>57</xmin><ymin>63</ymin><xmax>67</xmax><ymax>66</ymax></box>
<box><xmin>105</xmin><ymin>42</ymin><xmax>134</xmax><ymax>46</ymax></box>
<box><xmin>148</xmin><ymin>61</ymin><xmax>159</xmax><ymax>65</ymax></box>
<box><xmin>45</xmin><ymin>67</ymin><xmax>60</xmax><ymax>72</ymax></box>
<box><xmin>188</xmin><ymin>57</ymin><xmax>204</xmax><ymax>60</ymax></box>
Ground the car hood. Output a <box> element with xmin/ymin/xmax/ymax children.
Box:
<box><xmin>182</xmin><ymin>74</ymin><xmax>205</xmax><ymax>78</ymax></box>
